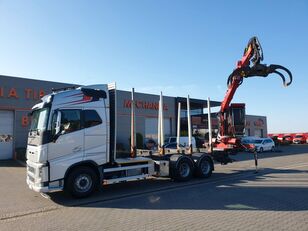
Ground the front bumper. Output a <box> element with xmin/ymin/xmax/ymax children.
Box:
<box><xmin>26</xmin><ymin>160</ymin><xmax>49</xmax><ymax>192</ymax></box>
<box><xmin>26</xmin><ymin>160</ymin><xmax>63</xmax><ymax>193</ymax></box>
<box><xmin>26</xmin><ymin>177</ymin><xmax>50</xmax><ymax>193</ymax></box>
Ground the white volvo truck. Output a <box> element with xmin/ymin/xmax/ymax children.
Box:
<box><xmin>26</xmin><ymin>84</ymin><xmax>214</xmax><ymax>198</ymax></box>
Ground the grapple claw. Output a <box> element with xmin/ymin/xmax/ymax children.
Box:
<box><xmin>246</xmin><ymin>36</ymin><xmax>263</xmax><ymax>65</ymax></box>
<box><xmin>268</xmin><ymin>64</ymin><xmax>293</xmax><ymax>87</ymax></box>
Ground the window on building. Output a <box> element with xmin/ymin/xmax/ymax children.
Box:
<box><xmin>84</xmin><ymin>110</ymin><xmax>102</xmax><ymax>128</ymax></box>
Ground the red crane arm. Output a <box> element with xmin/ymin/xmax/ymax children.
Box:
<box><xmin>220</xmin><ymin>45</ymin><xmax>253</xmax><ymax>113</ymax></box>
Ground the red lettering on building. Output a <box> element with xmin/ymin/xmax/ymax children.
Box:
<box><xmin>123</xmin><ymin>99</ymin><xmax>168</xmax><ymax>111</ymax></box>
<box><xmin>8</xmin><ymin>88</ymin><xmax>18</xmax><ymax>98</ymax></box>
<box><xmin>153</xmin><ymin>102</ymin><xmax>159</xmax><ymax>110</ymax></box>
<box><xmin>39</xmin><ymin>89</ymin><xmax>45</xmax><ymax>98</ymax></box>
<box><xmin>33</xmin><ymin>90</ymin><xmax>38</xmax><ymax>100</ymax></box>
<box><xmin>21</xmin><ymin>115</ymin><xmax>30</xmax><ymax>127</ymax></box>
<box><xmin>1</xmin><ymin>86</ymin><xmax>46</xmax><ymax>100</ymax></box>
<box><xmin>25</xmin><ymin>88</ymin><xmax>33</xmax><ymax>99</ymax></box>
<box><xmin>254</xmin><ymin>119</ymin><xmax>264</xmax><ymax>127</ymax></box>
<box><xmin>124</xmin><ymin>100</ymin><xmax>132</xmax><ymax>108</ymax></box>
<box><xmin>136</xmin><ymin>100</ymin><xmax>142</xmax><ymax>108</ymax></box>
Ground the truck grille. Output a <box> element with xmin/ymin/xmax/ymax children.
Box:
<box><xmin>28</xmin><ymin>166</ymin><xmax>35</xmax><ymax>174</ymax></box>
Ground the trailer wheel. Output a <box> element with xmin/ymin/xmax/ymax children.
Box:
<box><xmin>170</xmin><ymin>156</ymin><xmax>193</xmax><ymax>181</ymax></box>
<box><xmin>195</xmin><ymin>157</ymin><xmax>213</xmax><ymax>178</ymax></box>
<box><xmin>66</xmin><ymin>166</ymin><xmax>98</xmax><ymax>198</ymax></box>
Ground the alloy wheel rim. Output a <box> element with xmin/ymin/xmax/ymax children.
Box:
<box><xmin>75</xmin><ymin>174</ymin><xmax>92</xmax><ymax>193</ymax></box>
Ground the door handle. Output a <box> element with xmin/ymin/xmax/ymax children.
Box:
<box><xmin>72</xmin><ymin>146</ymin><xmax>82</xmax><ymax>153</ymax></box>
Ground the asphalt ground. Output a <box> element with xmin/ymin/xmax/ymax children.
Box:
<box><xmin>0</xmin><ymin>144</ymin><xmax>308</xmax><ymax>230</ymax></box>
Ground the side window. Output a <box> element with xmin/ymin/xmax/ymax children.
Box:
<box><xmin>61</xmin><ymin>110</ymin><xmax>81</xmax><ymax>134</ymax></box>
<box><xmin>84</xmin><ymin>110</ymin><xmax>102</xmax><ymax>128</ymax></box>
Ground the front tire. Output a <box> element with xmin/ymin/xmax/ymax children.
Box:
<box><xmin>259</xmin><ymin>147</ymin><xmax>264</xmax><ymax>153</ymax></box>
<box><xmin>65</xmin><ymin>166</ymin><xmax>98</xmax><ymax>198</ymax></box>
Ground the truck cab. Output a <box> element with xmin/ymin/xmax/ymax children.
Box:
<box><xmin>26</xmin><ymin>85</ymin><xmax>111</xmax><ymax>195</ymax></box>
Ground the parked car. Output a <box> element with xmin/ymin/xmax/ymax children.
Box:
<box><xmin>293</xmin><ymin>134</ymin><xmax>306</xmax><ymax>144</ymax></box>
<box><xmin>164</xmin><ymin>136</ymin><xmax>196</xmax><ymax>148</ymax></box>
<box><xmin>270</xmin><ymin>135</ymin><xmax>279</xmax><ymax>145</ymax></box>
<box><xmin>144</xmin><ymin>138</ymin><xmax>157</xmax><ymax>150</ymax></box>
<box><xmin>283</xmin><ymin>135</ymin><xmax>293</xmax><ymax>144</ymax></box>
<box><xmin>252</xmin><ymin>138</ymin><xmax>275</xmax><ymax>153</ymax></box>
<box><xmin>162</xmin><ymin>142</ymin><xmax>184</xmax><ymax>149</ymax></box>
<box><xmin>278</xmin><ymin>135</ymin><xmax>293</xmax><ymax>145</ymax></box>
<box><xmin>241</xmin><ymin>136</ymin><xmax>259</xmax><ymax>144</ymax></box>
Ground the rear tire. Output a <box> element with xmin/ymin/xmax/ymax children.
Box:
<box><xmin>271</xmin><ymin>146</ymin><xmax>275</xmax><ymax>152</ymax></box>
<box><xmin>65</xmin><ymin>166</ymin><xmax>98</xmax><ymax>198</ymax></box>
<box><xmin>170</xmin><ymin>156</ymin><xmax>193</xmax><ymax>181</ymax></box>
<box><xmin>195</xmin><ymin>157</ymin><xmax>213</xmax><ymax>178</ymax></box>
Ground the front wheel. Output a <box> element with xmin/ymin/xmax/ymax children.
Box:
<box><xmin>259</xmin><ymin>147</ymin><xmax>264</xmax><ymax>153</ymax></box>
<box><xmin>65</xmin><ymin>166</ymin><xmax>98</xmax><ymax>198</ymax></box>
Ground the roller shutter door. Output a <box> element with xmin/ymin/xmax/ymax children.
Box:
<box><xmin>0</xmin><ymin>111</ymin><xmax>14</xmax><ymax>159</ymax></box>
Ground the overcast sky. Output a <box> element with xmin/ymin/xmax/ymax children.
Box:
<box><xmin>0</xmin><ymin>0</ymin><xmax>307</xmax><ymax>133</ymax></box>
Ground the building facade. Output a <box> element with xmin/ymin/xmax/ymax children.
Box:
<box><xmin>245</xmin><ymin>115</ymin><xmax>268</xmax><ymax>138</ymax></box>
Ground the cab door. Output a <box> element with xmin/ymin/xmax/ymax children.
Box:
<box><xmin>48</xmin><ymin>109</ymin><xmax>84</xmax><ymax>181</ymax></box>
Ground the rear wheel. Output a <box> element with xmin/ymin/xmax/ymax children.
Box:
<box><xmin>271</xmin><ymin>146</ymin><xmax>275</xmax><ymax>152</ymax></box>
<box><xmin>195</xmin><ymin>157</ymin><xmax>213</xmax><ymax>178</ymax></box>
<box><xmin>65</xmin><ymin>166</ymin><xmax>98</xmax><ymax>198</ymax></box>
<box><xmin>170</xmin><ymin>156</ymin><xmax>193</xmax><ymax>181</ymax></box>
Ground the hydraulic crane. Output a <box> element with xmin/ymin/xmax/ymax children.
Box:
<box><xmin>213</xmin><ymin>37</ymin><xmax>292</xmax><ymax>156</ymax></box>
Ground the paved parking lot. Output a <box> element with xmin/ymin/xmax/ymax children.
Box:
<box><xmin>1</xmin><ymin>145</ymin><xmax>308</xmax><ymax>231</ymax></box>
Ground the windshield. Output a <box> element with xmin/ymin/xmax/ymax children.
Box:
<box><xmin>30</xmin><ymin>108</ymin><xmax>49</xmax><ymax>132</ymax></box>
<box><xmin>295</xmin><ymin>135</ymin><xmax>303</xmax><ymax>138</ymax></box>
<box><xmin>253</xmin><ymin>140</ymin><xmax>262</xmax><ymax>144</ymax></box>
